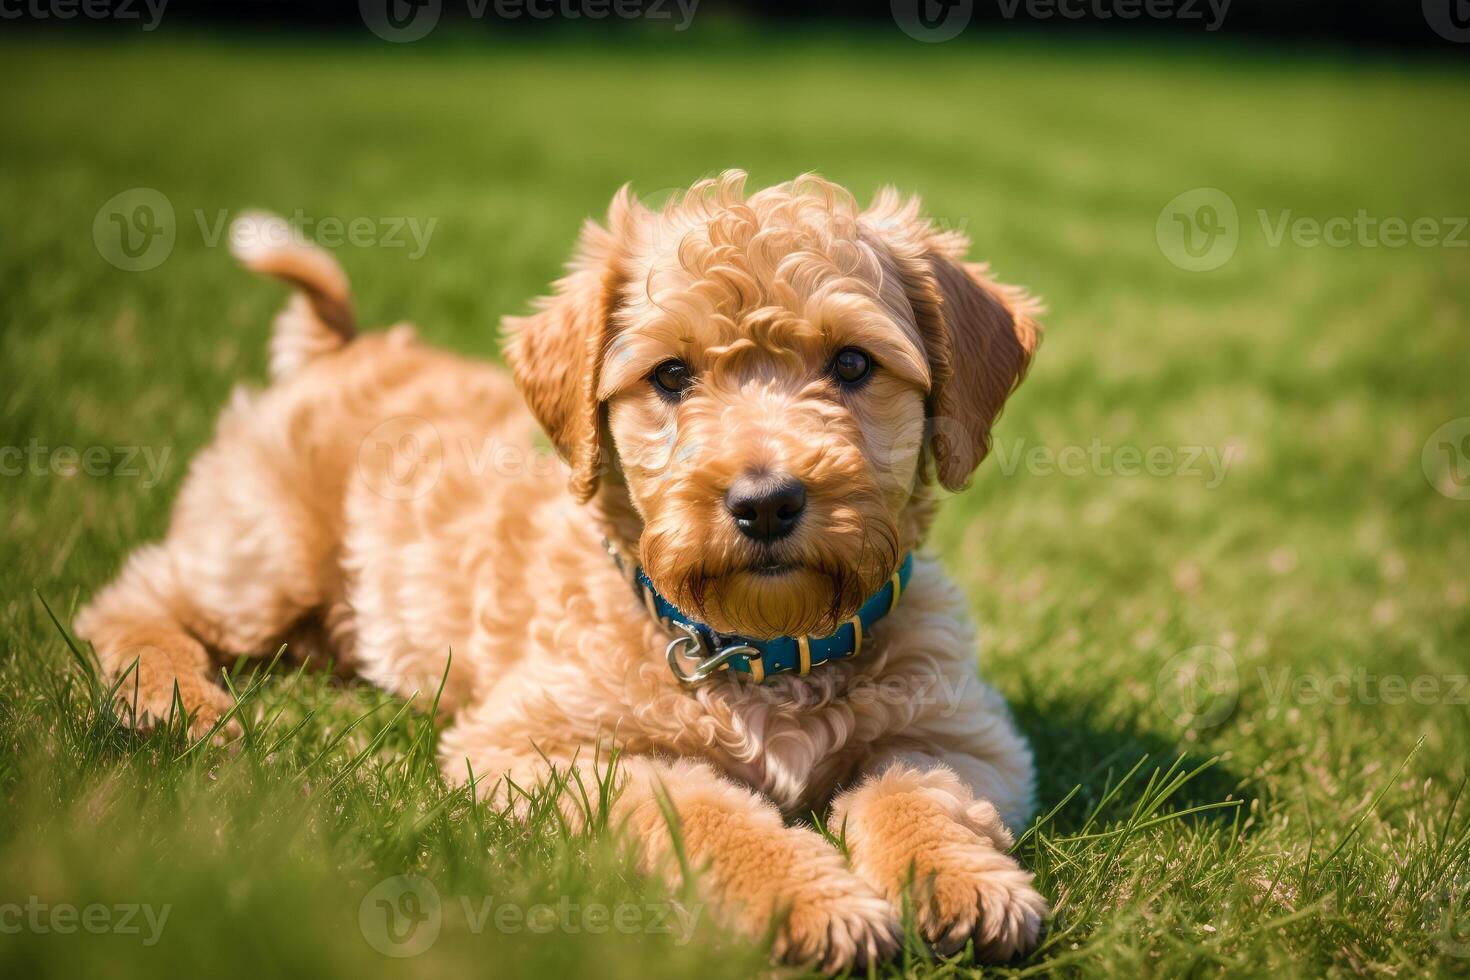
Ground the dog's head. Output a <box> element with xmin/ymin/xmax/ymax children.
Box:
<box><xmin>504</xmin><ymin>172</ymin><xmax>1039</xmax><ymax>639</ymax></box>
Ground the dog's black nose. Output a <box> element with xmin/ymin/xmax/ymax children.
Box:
<box><xmin>726</xmin><ymin>473</ymin><xmax>806</xmax><ymax>543</ymax></box>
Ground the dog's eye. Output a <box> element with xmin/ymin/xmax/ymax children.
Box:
<box><xmin>651</xmin><ymin>359</ymin><xmax>694</xmax><ymax>399</ymax></box>
<box><xmin>830</xmin><ymin>347</ymin><xmax>872</xmax><ymax>387</ymax></box>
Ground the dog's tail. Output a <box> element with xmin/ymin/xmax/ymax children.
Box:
<box><xmin>230</xmin><ymin>211</ymin><xmax>356</xmax><ymax>381</ymax></box>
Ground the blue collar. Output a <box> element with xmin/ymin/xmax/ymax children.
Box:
<box><xmin>619</xmin><ymin>550</ymin><xmax>914</xmax><ymax>685</ymax></box>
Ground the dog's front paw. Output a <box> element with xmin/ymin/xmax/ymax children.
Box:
<box><xmin>693</xmin><ymin>818</ymin><xmax>899</xmax><ymax>973</ymax></box>
<box><xmin>768</xmin><ymin>866</ymin><xmax>900</xmax><ymax>972</ymax></box>
<box><xmin>910</xmin><ymin>841</ymin><xmax>1047</xmax><ymax>959</ymax></box>
<box><xmin>832</xmin><ymin>766</ymin><xmax>1047</xmax><ymax>962</ymax></box>
<box><xmin>107</xmin><ymin>653</ymin><xmax>239</xmax><ymax>741</ymax></box>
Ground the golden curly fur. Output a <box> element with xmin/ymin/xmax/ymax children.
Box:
<box><xmin>76</xmin><ymin>171</ymin><xmax>1046</xmax><ymax>970</ymax></box>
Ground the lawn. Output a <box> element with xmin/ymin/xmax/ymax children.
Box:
<box><xmin>2</xmin><ymin>29</ymin><xmax>1469</xmax><ymax>979</ymax></box>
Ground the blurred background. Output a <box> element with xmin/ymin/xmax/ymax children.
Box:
<box><xmin>2</xmin><ymin>2</ymin><xmax>1468</xmax><ymax>979</ymax></box>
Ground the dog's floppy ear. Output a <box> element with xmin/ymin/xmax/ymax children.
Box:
<box><xmin>503</xmin><ymin>187</ymin><xmax>642</xmax><ymax>502</ymax></box>
<box><xmin>862</xmin><ymin>190</ymin><xmax>1042</xmax><ymax>492</ymax></box>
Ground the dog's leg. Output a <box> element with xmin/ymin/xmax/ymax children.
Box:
<box><xmin>73</xmin><ymin>540</ymin><xmax>246</xmax><ymax>738</ymax></box>
<box><xmin>442</xmin><ymin>739</ymin><xmax>900</xmax><ymax>972</ymax></box>
<box><xmin>75</xmin><ymin>425</ymin><xmax>334</xmax><ymax>738</ymax></box>
<box><xmin>72</xmin><ymin>543</ymin><xmax>235</xmax><ymax>737</ymax></box>
<box><xmin>829</xmin><ymin>749</ymin><xmax>1048</xmax><ymax>961</ymax></box>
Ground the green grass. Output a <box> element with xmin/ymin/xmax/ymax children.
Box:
<box><xmin>3</xmin><ymin>30</ymin><xmax>1470</xmax><ymax>979</ymax></box>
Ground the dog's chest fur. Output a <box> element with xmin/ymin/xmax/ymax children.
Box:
<box><xmin>350</xmin><ymin>482</ymin><xmax>979</xmax><ymax>811</ymax></box>
<box><xmin>317</xmin><ymin>351</ymin><xmax>988</xmax><ymax>813</ymax></box>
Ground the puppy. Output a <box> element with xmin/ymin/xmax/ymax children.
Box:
<box><xmin>76</xmin><ymin>171</ymin><xmax>1045</xmax><ymax>970</ymax></box>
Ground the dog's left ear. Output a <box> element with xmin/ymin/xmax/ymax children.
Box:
<box><xmin>503</xmin><ymin>187</ymin><xmax>643</xmax><ymax>502</ymax></box>
<box><xmin>862</xmin><ymin>190</ymin><xmax>1042</xmax><ymax>492</ymax></box>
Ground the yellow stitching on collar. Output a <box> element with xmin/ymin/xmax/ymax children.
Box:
<box><xmin>798</xmin><ymin>635</ymin><xmax>812</xmax><ymax>675</ymax></box>
<box><xmin>747</xmin><ymin>655</ymin><xmax>765</xmax><ymax>683</ymax></box>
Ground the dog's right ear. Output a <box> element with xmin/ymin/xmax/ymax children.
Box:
<box><xmin>503</xmin><ymin>187</ymin><xmax>643</xmax><ymax>502</ymax></box>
